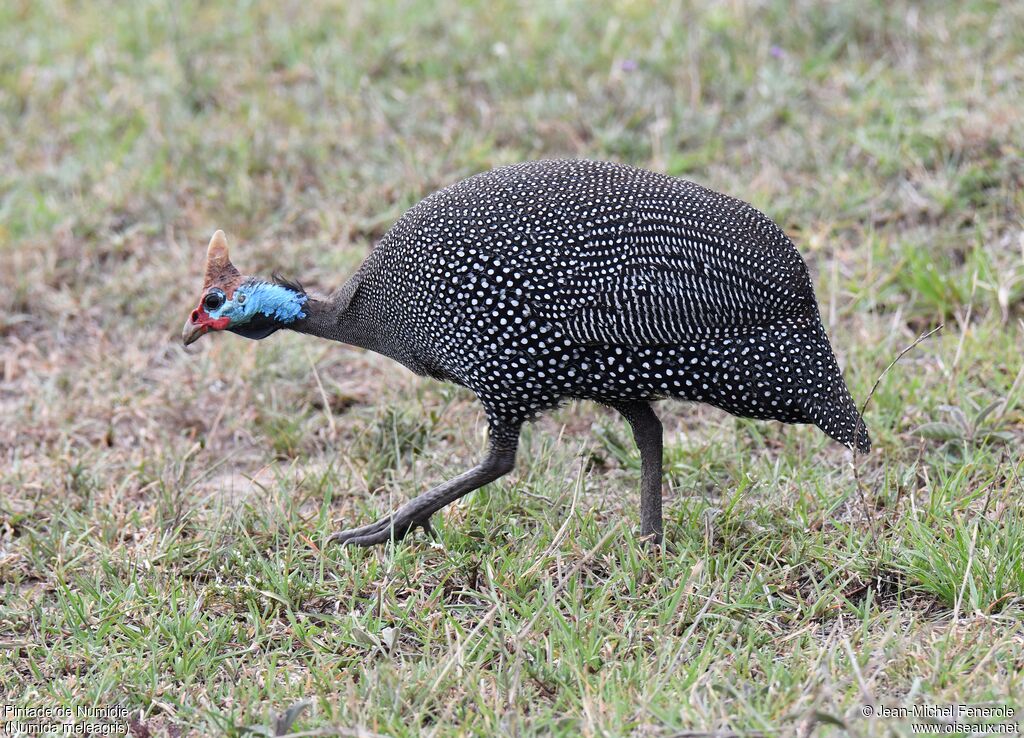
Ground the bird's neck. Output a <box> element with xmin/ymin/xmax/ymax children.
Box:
<box><xmin>287</xmin><ymin>271</ymin><xmax>380</xmax><ymax>352</ymax></box>
<box><xmin>288</xmin><ymin>270</ymin><xmax>426</xmax><ymax>375</ymax></box>
<box><xmin>245</xmin><ymin>281</ymin><xmax>309</xmax><ymax>323</ymax></box>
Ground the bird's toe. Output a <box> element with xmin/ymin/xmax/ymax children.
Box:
<box><xmin>328</xmin><ymin>517</ymin><xmax>390</xmax><ymax>545</ymax></box>
<box><xmin>328</xmin><ymin>513</ymin><xmax>429</xmax><ymax>547</ymax></box>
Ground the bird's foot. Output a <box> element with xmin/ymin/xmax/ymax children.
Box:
<box><xmin>639</xmin><ymin>529</ymin><xmax>664</xmax><ymax>552</ymax></box>
<box><xmin>328</xmin><ymin>512</ymin><xmax>434</xmax><ymax>547</ymax></box>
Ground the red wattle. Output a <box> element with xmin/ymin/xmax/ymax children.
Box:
<box><xmin>192</xmin><ymin>306</ymin><xmax>231</xmax><ymax>330</ymax></box>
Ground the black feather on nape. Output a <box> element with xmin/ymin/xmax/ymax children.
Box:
<box><xmin>272</xmin><ymin>273</ymin><xmax>305</xmax><ymax>295</ymax></box>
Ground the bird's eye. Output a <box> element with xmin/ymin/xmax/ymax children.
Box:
<box><xmin>203</xmin><ymin>290</ymin><xmax>225</xmax><ymax>311</ymax></box>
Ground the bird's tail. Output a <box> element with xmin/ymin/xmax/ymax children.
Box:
<box><xmin>805</xmin><ymin>388</ymin><xmax>870</xmax><ymax>453</ymax></box>
<box><xmin>800</xmin><ymin>322</ymin><xmax>870</xmax><ymax>453</ymax></box>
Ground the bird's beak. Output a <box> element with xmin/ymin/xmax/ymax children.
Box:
<box><xmin>182</xmin><ymin>315</ymin><xmax>208</xmax><ymax>346</ymax></box>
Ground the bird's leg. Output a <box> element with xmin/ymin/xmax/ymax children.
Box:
<box><xmin>329</xmin><ymin>419</ymin><xmax>521</xmax><ymax>547</ymax></box>
<box><xmin>608</xmin><ymin>400</ymin><xmax>664</xmax><ymax>545</ymax></box>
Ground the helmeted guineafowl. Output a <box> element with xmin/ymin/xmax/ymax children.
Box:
<box><xmin>183</xmin><ymin>159</ymin><xmax>869</xmax><ymax>546</ymax></box>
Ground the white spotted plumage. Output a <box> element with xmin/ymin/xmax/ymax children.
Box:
<box><xmin>347</xmin><ymin>159</ymin><xmax>869</xmax><ymax>452</ymax></box>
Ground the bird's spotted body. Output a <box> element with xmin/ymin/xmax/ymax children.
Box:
<box><xmin>184</xmin><ymin>159</ymin><xmax>868</xmax><ymax>547</ymax></box>
<box><xmin>342</xmin><ymin>160</ymin><xmax>866</xmax><ymax>449</ymax></box>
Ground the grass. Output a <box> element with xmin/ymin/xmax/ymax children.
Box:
<box><xmin>1</xmin><ymin>0</ymin><xmax>1023</xmax><ymax>735</ymax></box>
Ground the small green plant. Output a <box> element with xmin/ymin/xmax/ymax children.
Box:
<box><xmin>914</xmin><ymin>399</ymin><xmax>1017</xmax><ymax>458</ymax></box>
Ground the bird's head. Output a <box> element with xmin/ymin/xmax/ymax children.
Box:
<box><xmin>182</xmin><ymin>231</ymin><xmax>308</xmax><ymax>346</ymax></box>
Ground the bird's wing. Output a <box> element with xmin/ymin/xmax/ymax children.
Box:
<box><xmin>527</xmin><ymin>213</ymin><xmax>818</xmax><ymax>346</ymax></box>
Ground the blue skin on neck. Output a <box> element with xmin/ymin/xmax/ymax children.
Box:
<box><xmin>208</xmin><ymin>281</ymin><xmax>307</xmax><ymax>327</ymax></box>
